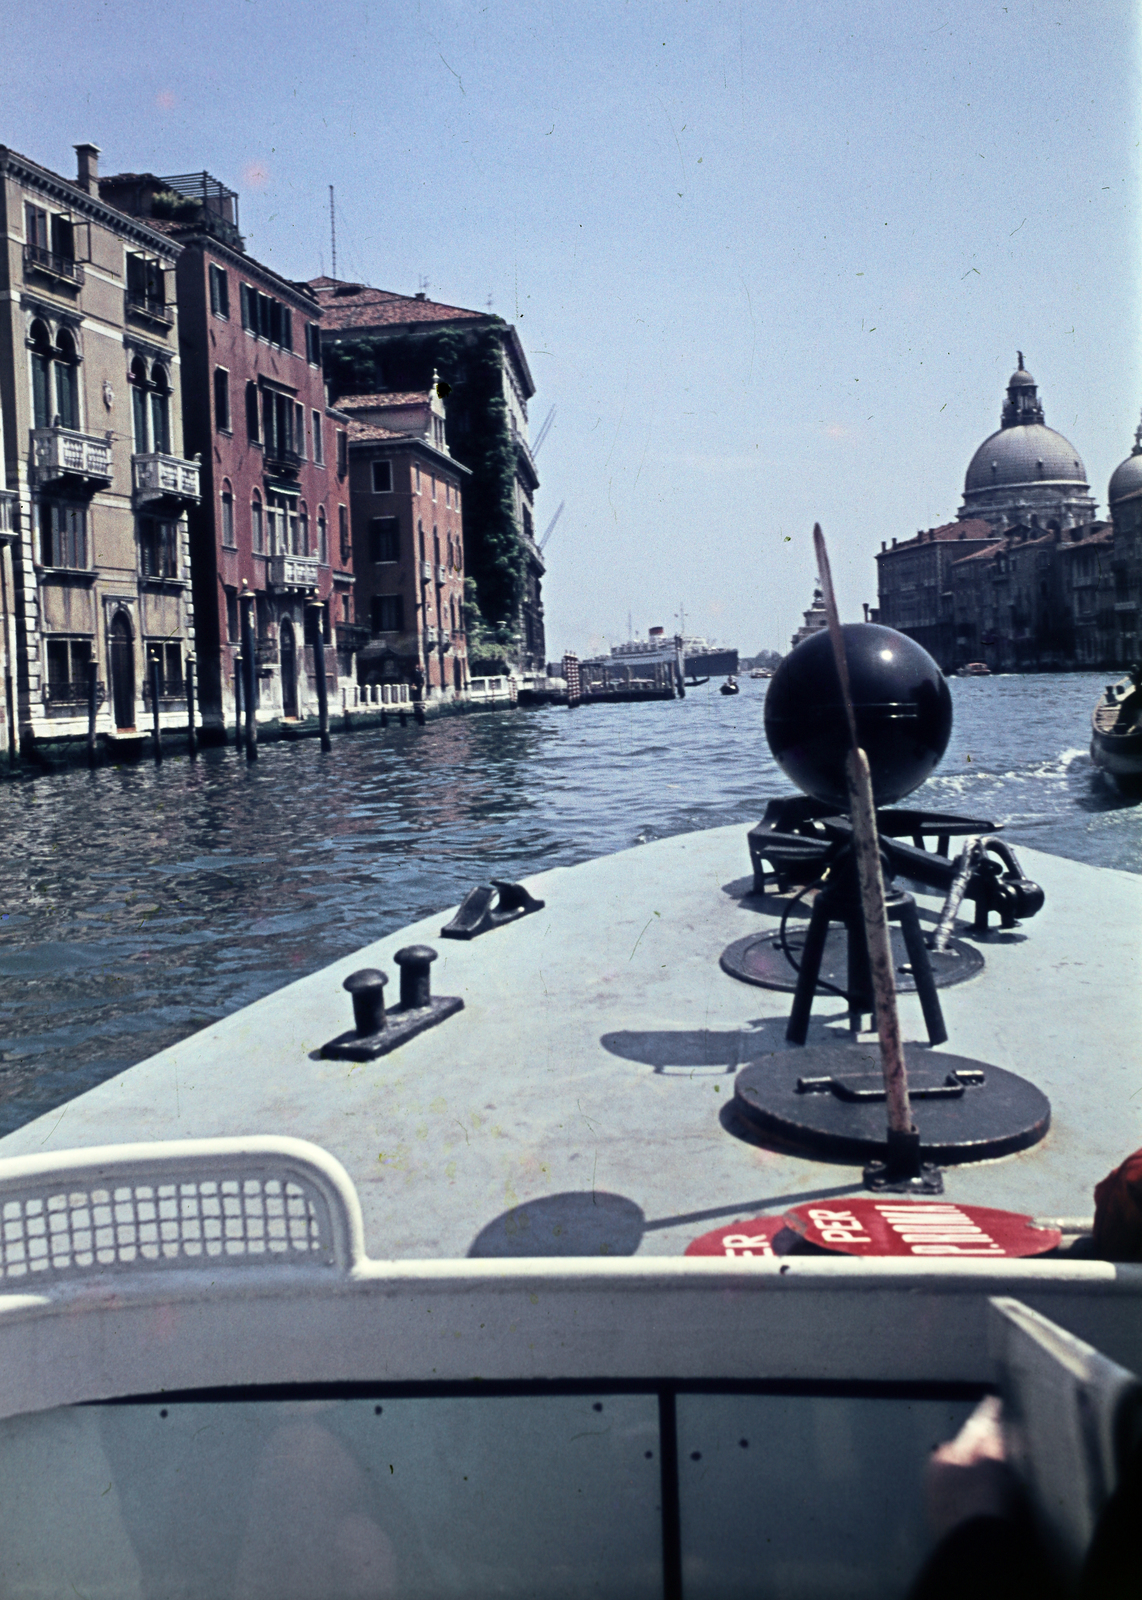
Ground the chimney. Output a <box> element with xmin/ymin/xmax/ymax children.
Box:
<box><xmin>414</xmin><ymin>291</ymin><xmax>427</xmax><ymax>301</ymax></box>
<box><xmin>74</xmin><ymin>143</ymin><xmax>100</xmax><ymax>195</ymax></box>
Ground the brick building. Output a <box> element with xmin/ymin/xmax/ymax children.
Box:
<box><xmin>341</xmin><ymin>388</ymin><xmax>470</xmax><ymax>699</ymax></box>
<box><xmin>1106</xmin><ymin>418</ymin><xmax>1142</xmax><ymax>667</ymax></box>
<box><xmin>874</xmin><ymin>519</ymin><xmax>996</xmax><ymax>669</ymax></box>
<box><xmin>0</xmin><ymin>142</ymin><xmax>199</xmax><ymax>756</ymax></box>
<box><xmin>309</xmin><ymin>279</ymin><xmax>546</xmax><ymax>672</ymax></box>
<box><xmin>100</xmin><ymin>170</ymin><xmax>357</xmax><ymax>733</ymax></box>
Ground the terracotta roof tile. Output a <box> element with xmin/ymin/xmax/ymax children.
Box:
<box><xmin>337</xmin><ymin>392</ymin><xmax>432</xmax><ymax>409</ymax></box>
<box><xmin>346</xmin><ymin>420</ymin><xmax>406</xmax><ymax>442</ymax></box>
<box><xmin>309</xmin><ymin>279</ymin><xmax>486</xmax><ymax>332</ymax></box>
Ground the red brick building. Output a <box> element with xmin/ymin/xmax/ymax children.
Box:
<box><xmin>101</xmin><ymin>172</ymin><xmax>357</xmax><ymax>732</ymax></box>
<box><xmin>875</xmin><ymin>519</ymin><xmax>997</xmax><ymax>669</ymax></box>
<box><xmin>309</xmin><ymin>279</ymin><xmax>546</xmax><ymax>672</ymax></box>
<box><xmin>340</xmin><ymin>389</ymin><xmax>470</xmax><ymax>698</ymax></box>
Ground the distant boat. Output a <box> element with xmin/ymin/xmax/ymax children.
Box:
<box><xmin>749</xmin><ymin>667</ymin><xmax>772</xmax><ymax>680</ymax></box>
<box><xmin>1091</xmin><ymin>668</ymin><xmax>1142</xmax><ymax>787</ymax></box>
<box><xmin>956</xmin><ymin>662</ymin><xmax>992</xmax><ymax>677</ymax></box>
<box><xmin>719</xmin><ymin>676</ymin><xmax>740</xmax><ymax>696</ymax></box>
<box><xmin>606</xmin><ymin>627</ymin><xmax>738</xmax><ymax>685</ymax></box>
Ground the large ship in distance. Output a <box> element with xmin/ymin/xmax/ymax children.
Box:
<box><xmin>607</xmin><ymin>625</ymin><xmax>739</xmax><ymax>682</ymax></box>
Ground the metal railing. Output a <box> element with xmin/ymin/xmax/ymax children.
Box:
<box><xmin>133</xmin><ymin>453</ymin><xmax>201</xmax><ymax>504</ymax></box>
<box><xmin>263</xmin><ymin>448</ymin><xmax>302</xmax><ymax>475</ymax></box>
<box><xmin>23</xmin><ymin>243</ymin><xmax>84</xmax><ymax>285</ymax></box>
<box><xmin>44</xmin><ymin>679</ymin><xmax>105</xmax><ymax>707</ymax></box>
<box><xmin>32</xmin><ymin>427</ymin><xmax>112</xmax><ymax>485</ymax></box>
<box><xmin>125</xmin><ymin>290</ymin><xmax>173</xmax><ymax>326</ymax></box>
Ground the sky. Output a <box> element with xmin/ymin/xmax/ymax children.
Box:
<box><xmin>6</xmin><ymin>0</ymin><xmax>1138</xmax><ymax>656</ymax></box>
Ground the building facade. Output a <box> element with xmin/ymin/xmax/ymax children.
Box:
<box><xmin>100</xmin><ymin>170</ymin><xmax>357</xmax><ymax>732</ymax></box>
<box><xmin>0</xmin><ymin>143</ymin><xmax>199</xmax><ymax>754</ymax></box>
<box><xmin>874</xmin><ymin>520</ymin><xmax>997</xmax><ymax>669</ymax></box>
<box><xmin>309</xmin><ymin>280</ymin><xmax>546</xmax><ymax>672</ymax></box>
<box><xmin>341</xmin><ymin>389</ymin><xmax>470</xmax><ymax>699</ymax></box>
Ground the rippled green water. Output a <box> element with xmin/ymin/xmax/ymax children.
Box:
<box><xmin>0</xmin><ymin>672</ymin><xmax>1136</xmax><ymax>1134</ymax></box>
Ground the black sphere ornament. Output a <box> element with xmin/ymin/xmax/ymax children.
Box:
<box><xmin>764</xmin><ymin>624</ymin><xmax>952</xmax><ymax>808</ymax></box>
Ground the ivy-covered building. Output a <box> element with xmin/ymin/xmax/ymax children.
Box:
<box><xmin>308</xmin><ymin>279</ymin><xmax>546</xmax><ymax>672</ymax></box>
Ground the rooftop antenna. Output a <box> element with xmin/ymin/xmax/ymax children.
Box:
<box><xmin>329</xmin><ymin>186</ymin><xmax>337</xmax><ymax>282</ymax></box>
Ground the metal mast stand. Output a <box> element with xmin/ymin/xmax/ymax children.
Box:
<box><xmin>729</xmin><ymin>527</ymin><xmax>1051</xmax><ymax>1191</ymax></box>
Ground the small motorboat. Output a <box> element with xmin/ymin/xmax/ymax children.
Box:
<box><xmin>1091</xmin><ymin>666</ymin><xmax>1142</xmax><ymax>787</ymax></box>
<box><xmin>719</xmin><ymin>676</ymin><xmax>740</xmax><ymax>695</ymax></box>
<box><xmin>955</xmin><ymin>662</ymin><xmax>992</xmax><ymax>677</ymax></box>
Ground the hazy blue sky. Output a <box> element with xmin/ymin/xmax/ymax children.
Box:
<box><xmin>7</xmin><ymin>0</ymin><xmax>1138</xmax><ymax>654</ymax></box>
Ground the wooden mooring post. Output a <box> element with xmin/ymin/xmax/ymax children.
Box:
<box><xmin>186</xmin><ymin>655</ymin><xmax>198</xmax><ymax>759</ymax></box>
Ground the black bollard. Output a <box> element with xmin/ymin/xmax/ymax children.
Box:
<box><xmin>86</xmin><ymin>657</ymin><xmax>98</xmax><ymax>768</ymax></box>
<box><xmin>394</xmin><ymin>944</ymin><xmax>436</xmax><ymax>1008</ymax></box>
<box><xmin>343</xmin><ymin>969</ymin><xmax>387</xmax><ymax>1036</ymax></box>
<box><xmin>150</xmin><ymin>652</ymin><xmax>163</xmax><ymax>764</ymax></box>
<box><xmin>186</xmin><ymin>655</ymin><xmax>198</xmax><ymax>759</ymax></box>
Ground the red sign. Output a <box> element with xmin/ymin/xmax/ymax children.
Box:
<box><xmin>685</xmin><ymin>1217</ymin><xmax>790</xmax><ymax>1258</ymax></box>
<box><xmin>783</xmin><ymin>1200</ymin><xmax>1061</xmax><ymax>1259</ymax></box>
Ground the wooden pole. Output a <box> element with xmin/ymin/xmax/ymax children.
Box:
<box><xmin>813</xmin><ymin>523</ymin><xmax>913</xmax><ymax>1138</ymax></box>
<box><xmin>150</xmin><ymin>651</ymin><xmax>163</xmax><ymax>764</ymax></box>
<box><xmin>241</xmin><ymin>592</ymin><xmax>257</xmax><ymax>762</ymax></box>
<box><xmin>310</xmin><ymin>603</ymin><xmax>332</xmax><ymax>752</ymax></box>
<box><xmin>86</xmin><ymin>656</ymin><xmax>98</xmax><ymax>768</ymax></box>
<box><xmin>234</xmin><ymin>652</ymin><xmax>243</xmax><ymax>749</ymax></box>
<box><xmin>186</xmin><ymin>655</ymin><xmax>198</xmax><ymax>759</ymax></box>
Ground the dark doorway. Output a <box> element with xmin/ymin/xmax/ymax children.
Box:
<box><xmin>280</xmin><ymin>617</ymin><xmax>298</xmax><ymax>719</ymax></box>
<box><xmin>109</xmin><ymin>614</ymin><xmax>135</xmax><ymax>730</ymax></box>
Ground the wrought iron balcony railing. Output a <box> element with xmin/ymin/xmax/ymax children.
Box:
<box><xmin>125</xmin><ymin>290</ymin><xmax>173</xmax><ymax>326</ymax></box>
<box><xmin>268</xmin><ymin>554</ymin><xmax>320</xmax><ymax>591</ymax></box>
<box><xmin>263</xmin><ymin>447</ymin><xmax>303</xmax><ymax>476</ymax></box>
<box><xmin>24</xmin><ymin>243</ymin><xmax>84</xmax><ymax>286</ymax></box>
<box><xmin>32</xmin><ymin>427</ymin><xmax>112</xmax><ymax>487</ymax></box>
<box><xmin>133</xmin><ymin>453</ymin><xmax>201</xmax><ymax>505</ymax></box>
<box><xmin>44</xmin><ymin>678</ymin><xmax>105</xmax><ymax>707</ymax></box>
<box><xmin>335</xmin><ymin>623</ymin><xmax>370</xmax><ymax>654</ymax></box>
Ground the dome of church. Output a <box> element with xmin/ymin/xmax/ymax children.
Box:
<box><xmin>958</xmin><ymin>355</ymin><xmax>1093</xmax><ymax>521</ymax></box>
<box><xmin>964</xmin><ymin>424</ymin><xmax>1088</xmax><ymax>495</ymax></box>
<box><xmin>1108</xmin><ymin>416</ymin><xmax>1142</xmax><ymax>505</ymax></box>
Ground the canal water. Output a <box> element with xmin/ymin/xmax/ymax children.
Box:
<box><xmin>0</xmin><ymin>671</ymin><xmax>1137</xmax><ymax>1136</ymax></box>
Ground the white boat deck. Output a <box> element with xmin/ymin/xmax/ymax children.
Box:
<box><xmin>2</xmin><ymin>825</ymin><xmax>1138</xmax><ymax>1261</ymax></box>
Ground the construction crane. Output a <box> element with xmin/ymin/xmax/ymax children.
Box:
<box><xmin>539</xmin><ymin>502</ymin><xmax>565</xmax><ymax>552</ymax></box>
<box><xmin>532</xmin><ymin>407</ymin><xmax>556</xmax><ymax>457</ymax></box>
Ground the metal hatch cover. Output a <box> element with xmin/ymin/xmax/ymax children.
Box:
<box><xmin>732</xmin><ymin>1045</ymin><xmax>1050</xmax><ymax>1164</ymax></box>
<box><xmin>720</xmin><ymin>926</ymin><xmax>984</xmax><ymax>994</ymax></box>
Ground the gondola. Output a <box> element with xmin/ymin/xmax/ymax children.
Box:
<box><xmin>1090</xmin><ymin>666</ymin><xmax>1142</xmax><ymax>787</ymax></box>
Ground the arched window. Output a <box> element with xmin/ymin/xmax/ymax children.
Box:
<box><xmin>129</xmin><ymin>357</ymin><xmax>149</xmax><ymax>452</ymax></box>
<box><xmin>54</xmin><ymin>330</ymin><xmax>80</xmax><ymax>430</ymax></box>
<box><xmin>317</xmin><ymin>507</ymin><xmax>327</xmax><ymax>564</ymax></box>
<box><xmin>299</xmin><ymin>502</ymin><xmax>309</xmax><ymax>556</ymax></box>
<box><xmin>29</xmin><ymin>321</ymin><xmax>52</xmax><ymax>429</ymax></box>
<box><xmin>150</xmin><ymin>363</ymin><xmax>170</xmax><ymax>455</ymax></box>
<box><xmin>251</xmin><ymin>490</ymin><xmax>263</xmax><ymax>554</ymax></box>
<box><xmin>221</xmin><ymin>479</ymin><xmax>235</xmax><ymax>548</ymax></box>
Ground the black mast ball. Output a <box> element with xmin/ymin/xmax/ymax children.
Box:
<box><xmin>764</xmin><ymin>624</ymin><xmax>952</xmax><ymax>808</ymax></box>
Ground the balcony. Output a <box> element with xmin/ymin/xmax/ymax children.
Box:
<box><xmin>0</xmin><ymin>490</ymin><xmax>16</xmax><ymax>538</ymax></box>
<box><xmin>44</xmin><ymin>678</ymin><xmax>105</xmax><ymax>708</ymax></box>
<box><xmin>263</xmin><ymin>447</ymin><xmax>303</xmax><ymax>480</ymax></box>
<box><xmin>436</xmin><ymin>564</ymin><xmax>448</xmax><ymax>584</ymax></box>
<box><xmin>268</xmin><ymin>554</ymin><xmax>320</xmax><ymax>591</ymax></box>
<box><xmin>420</xmin><ymin>561</ymin><xmax>433</xmax><ymax>582</ymax></box>
<box><xmin>133</xmin><ymin>453</ymin><xmax>201</xmax><ymax>507</ymax></box>
<box><xmin>32</xmin><ymin>427</ymin><xmax>112</xmax><ymax>489</ymax></box>
<box><xmin>23</xmin><ymin>243</ymin><xmax>84</xmax><ymax>288</ymax></box>
<box><xmin>335</xmin><ymin>623</ymin><xmax>370</xmax><ymax>654</ymax></box>
<box><xmin>425</xmin><ymin>626</ymin><xmax>439</xmax><ymax>645</ymax></box>
<box><xmin>125</xmin><ymin>290</ymin><xmax>174</xmax><ymax>328</ymax></box>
